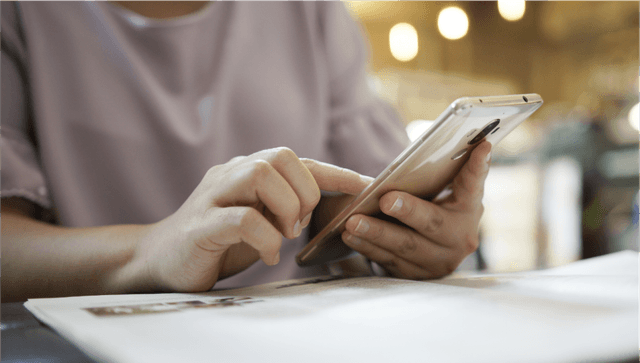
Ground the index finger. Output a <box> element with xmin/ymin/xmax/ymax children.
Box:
<box><xmin>253</xmin><ymin>148</ymin><xmax>321</xmax><ymax>223</ymax></box>
<box><xmin>300</xmin><ymin>159</ymin><xmax>373</xmax><ymax>196</ymax></box>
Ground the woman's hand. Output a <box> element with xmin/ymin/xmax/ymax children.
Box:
<box><xmin>137</xmin><ymin>147</ymin><xmax>369</xmax><ymax>292</ymax></box>
<box><xmin>341</xmin><ymin>142</ymin><xmax>492</xmax><ymax>279</ymax></box>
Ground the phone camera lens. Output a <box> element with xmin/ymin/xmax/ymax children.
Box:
<box><xmin>468</xmin><ymin>119</ymin><xmax>500</xmax><ymax>145</ymax></box>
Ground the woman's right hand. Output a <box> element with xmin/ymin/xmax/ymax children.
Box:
<box><xmin>134</xmin><ymin>147</ymin><xmax>371</xmax><ymax>292</ymax></box>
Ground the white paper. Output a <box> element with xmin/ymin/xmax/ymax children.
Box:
<box><xmin>25</xmin><ymin>251</ymin><xmax>638</xmax><ymax>363</ymax></box>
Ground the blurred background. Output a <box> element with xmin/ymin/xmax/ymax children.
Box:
<box><xmin>344</xmin><ymin>1</ymin><xmax>639</xmax><ymax>272</ymax></box>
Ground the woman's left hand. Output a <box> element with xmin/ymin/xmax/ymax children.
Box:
<box><xmin>342</xmin><ymin>141</ymin><xmax>492</xmax><ymax>279</ymax></box>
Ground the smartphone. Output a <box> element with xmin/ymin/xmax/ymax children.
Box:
<box><xmin>296</xmin><ymin>93</ymin><xmax>543</xmax><ymax>267</ymax></box>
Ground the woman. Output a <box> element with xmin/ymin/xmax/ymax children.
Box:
<box><xmin>1</xmin><ymin>1</ymin><xmax>491</xmax><ymax>301</ymax></box>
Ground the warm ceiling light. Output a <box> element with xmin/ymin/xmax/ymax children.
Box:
<box><xmin>437</xmin><ymin>7</ymin><xmax>469</xmax><ymax>40</ymax></box>
<box><xmin>389</xmin><ymin>23</ymin><xmax>419</xmax><ymax>62</ymax></box>
<box><xmin>498</xmin><ymin>0</ymin><xmax>526</xmax><ymax>22</ymax></box>
<box><xmin>628</xmin><ymin>103</ymin><xmax>639</xmax><ymax>132</ymax></box>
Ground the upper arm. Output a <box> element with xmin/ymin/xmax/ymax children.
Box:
<box><xmin>317</xmin><ymin>3</ymin><xmax>410</xmax><ymax>177</ymax></box>
<box><xmin>317</xmin><ymin>2</ymin><xmax>370</xmax><ymax>109</ymax></box>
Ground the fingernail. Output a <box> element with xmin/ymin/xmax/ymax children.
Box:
<box><xmin>272</xmin><ymin>252</ymin><xmax>280</xmax><ymax>265</ymax></box>
<box><xmin>345</xmin><ymin>234</ymin><xmax>362</xmax><ymax>245</ymax></box>
<box><xmin>486</xmin><ymin>152</ymin><xmax>492</xmax><ymax>163</ymax></box>
<box><xmin>301</xmin><ymin>213</ymin><xmax>312</xmax><ymax>228</ymax></box>
<box><xmin>293</xmin><ymin>220</ymin><xmax>301</xmax><ymax>237</ymax></box>
<box><xmin>389</xmin><ymin>197</ymin><xmax>403</xmax><ymax>213</ymax></box>
<box><xmin>355</xmin><ymin>219</ymin><xmax>369</xmax><ymax>234</ymax></box>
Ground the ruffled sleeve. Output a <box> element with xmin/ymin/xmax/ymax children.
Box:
<box><xmin>1</xmin><ymin>2</ymin><xmax>53</xmax><ymax>209</ymax></box>
<box><xmin>319</xmin><ymin>2</ymin><xmax>410</xmax><ymax>178</ymax></box>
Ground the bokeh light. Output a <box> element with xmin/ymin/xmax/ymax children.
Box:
<box><xmin>628</xmin><ymin>102</ymin><xmax>639</xmax><ymax>132</ymax></box>
<box><xmin>498</xmin><ymin>0</ymin><xmax>526</xmax><ymax>22</ymax></box>
<box><xmin>437</xmin><ymin>7</ymin><xmax>469</xmax><ymax>40</ymax></box>
<box><xmin>389</xmin><ymin>23</ymin><xmax>419</xmax><ymax>62</ymax></box>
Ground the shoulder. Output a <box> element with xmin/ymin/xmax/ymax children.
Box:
<box><xmin>0</xmin><ymin>1</ymin><xmax>20</xmax><ymax>36</ymax></box>
<box><xmin>1</xmin><ymin>2</ymin><xmax>20</xmax><ymax>28</ymax></box>
<box><xmin>2</xmin><ymin>2</ymin><xmax>26</xmax><ymax>58</ymax></box>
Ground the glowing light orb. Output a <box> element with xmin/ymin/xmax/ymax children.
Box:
<box><xmin>389</xmin><ymin>23</ymin><xmax>419</xmax><ymax>62</ymax></box>
<box><xmin>438</xmin><ymin>7</ymin><xmax>469</xmax><ymax>40</ymax></box>
<box><xmin>628</xmin><ymin>102</ymin><xmax>639</xmax><ymax>132</ymax></box>
<box><xmin>498</xmin><ymin>0</ymin><xmax>526</xmax><ymax>22</ymax></box>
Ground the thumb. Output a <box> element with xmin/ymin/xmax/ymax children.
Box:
<box><xmin>447</xmin><ymin>141</ymin><xmax>491</xmax><ymax>211</ymax></box>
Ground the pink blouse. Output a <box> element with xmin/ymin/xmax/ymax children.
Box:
<box><xmin>1</xmin><ymin>2</ymin><xmax>409</xmax><ymax>287</ymax></box>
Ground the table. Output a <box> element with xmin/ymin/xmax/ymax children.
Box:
<box><xmin>5</xmin><ymin>295</ymin><xmax>638</xmax><ymax>363</ymax></box>
<box><xmin>2</xmin><ymin>302</ymin><xmax>95</xmax><ymax>363</ymax></box>
<box><xmin>5</xmin><ymin>251</ymin><xmax>639</xmax><ymax>363</ymax></box>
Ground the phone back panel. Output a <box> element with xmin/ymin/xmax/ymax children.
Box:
<box><xmin>297</xmin><ymin>94</ymin><xmax>543</xmax><ymax>266</ymax></box>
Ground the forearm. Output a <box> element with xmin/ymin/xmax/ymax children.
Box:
<box><xmin>1</xmin><ymin>153</ymin><xmax>374</xmax><ymax>301</ymax></box>
<box><xmin>1</xmin><ymin>210</ymin><xmax>154</xmax><ymax>301</ymax></box>
<box><xmin>1</xmin><ymin>206</ymin><xmax>263</xmax><ymax>301</ymax></box>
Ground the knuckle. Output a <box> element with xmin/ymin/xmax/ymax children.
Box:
<box><xmin>249</xmin><ymin>160</ymin><xmax>272</xmax><ymax>183</ymax></box>
<box><xmin>269</xmin><ymin>236</ymin><xmax>283</xmax><ymax>251</ymax></box>
<box><xmin>443</xmin><ymin>261</ymin><xmax>458</xmax><ymax>275</ymax></box>
<box><xmin>238</xmin><ymin>208</ymin><xmax>260</xmax><ymax>231</ymax></box>
<box><xmin>456</xmin><ymin>168</ymin><xmax>476</xmax><ymax>191</ymax></box>
<box><xmin>462</xmin><ymin>168</ymin><xmax>477</xmax><ymax>187</ymax></box>
<box><xmin>478</xmin><ymin>204</ymin><xmax>485</xmax><ymax>219</ymax></box>
<box><xmin>309</xmin><ymin>187</ymin><xmax>322</xmax><ymax>207</ymax></box>
<box><xmin>462</xmin><ymin>233</ymin><xmax>479</xmax><ymax>254</ymax></box>
<box><xmin>300</xmin><ymin>186</ymin><xmax>321</xmax><ymax>213</ymax></box>
<box><xmin>421</xmin><ymin>209</ymin><xmax>444</xmax><ymax>234</ymax></box>
<box><xmin>379</xmin><ymin>256</ymin><xmax>399</xmax><ymax>270</ymax></box>
<box><xmin>300</xmin><ymin>158</ymin><xmax>316</xmax><ymax>173</ymax></box>
<box><xmin>273</xmin><ymin>147</ymin><xmax>297</xmax><ymax>163</ymax></box>
<box><xmin>228</xmin><ymin>155</ymin><xmax>245</xmax><ymax>164</ymax></box>
<box><xmin>397</xmin><ymin>234</ymin><xmax>418</xmax><ymax>256</ymax></box>
<box><xmin>205</xmin><ymin>164</ymin><xmax>223</xmax><ymax>178</ymax></box>
<box><xmin>238</xmin><ymin>209</ymin><xmax>281</xmax><ymax>249</ymax></box>
<box><xmin>300</xmin><ymin>190</ymin><xmax>322</xmax><ymax>215</ymax></box>
<box><xmin>432</xmin><ymin>260</ymin><xmax>457</xmax><ymax>277</ymax></box>
<box><xmin>368</xmin><ymin>222</ymin><xmax>385</xmax><ymax>241</ymax></box>
<box><xmin>288</xmin><ymin>200</ymin><xmax>302</xmax><ymax>221</ymax></box>
<box><xmin>468</xmin><ymin>155</ymin><xmax>485</xmax><ymax>176</ymax></box>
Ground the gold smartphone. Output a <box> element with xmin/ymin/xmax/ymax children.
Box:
<box><xmin>296</xmin><ymin>94</ymin><xmax>543</xmax><ymax>266</ymax></box>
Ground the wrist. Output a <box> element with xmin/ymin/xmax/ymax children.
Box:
<box><xmin>103</xmin><ymin>223</ymin><xmax>162</xmax><ymax>294</ymax></box>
